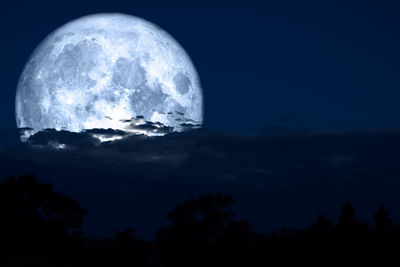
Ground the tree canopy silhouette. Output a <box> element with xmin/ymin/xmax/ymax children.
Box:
<box><xmin>156</xmin><ymin>193</ymin><xmax>236</xmax><ymax>267</ymax></box>
<box><xmin>0</xmin><ymin>174</ymin><xmax>87</xmax><ymax>265</ymax></box>
<box><xmin>1</xmin><ymin>175</ymin><xmax>400</xmax><ymax>267</ymax></box>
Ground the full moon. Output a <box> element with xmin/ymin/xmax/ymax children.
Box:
<box><xmin>16</xmin><ymin>13</ymin><xmax>203</xmax><ymax>139</ymax></box>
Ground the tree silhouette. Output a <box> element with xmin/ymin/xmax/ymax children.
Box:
<box><xmin>337</xmin><ymin>200</ymin><xmax>360</xmax><ymax>233</ymax></box>
<box><xmin>373</xmin><ymin>204</ymin><xmax>392</xmax><ymax>234</ymax></box>
<box><xmin>0</xmin><ymin>174</ymin><xmax>87</xmax><ymax>265</ymax></box>
<box><xmin>336</xmin><ymin>200</ymin><xmax>363</xmax><ymax>265</ymax></box>
<box><xmin>309</xmin><ymin>213</ymin><xmax>335</xmax><ymax>240</ymax></box>
<box><xmin>2</xmin><ymin>175</ymin><xmax>400</xmax><ymax>266</ymax></box>
<box><xmin>156</xmin><ymin>193</ymin><xmax>235</xmax><ymax>267</ymax></box>
<box><xmin>158</xmin><ymin>193</ymin><xmax>235</xmax><ymax>242</ymax></box>
<box><xmin>214</xmin><ymin>219</ymin><xmax>258</xmax><ymax>266</ymax></box>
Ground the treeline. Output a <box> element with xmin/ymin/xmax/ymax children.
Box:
<box><xmin>0</xmin><ymin>175</ymin><xmax>399</xmax><ymax>266</ymax></box>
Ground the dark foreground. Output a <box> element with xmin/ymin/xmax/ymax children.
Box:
<box><xmin>3</xmin><ymin>129</ymin><xmax>400</xmax><ymax>239</ymax></box>
<box><xmin>0</xmin><ymin>174</ymin><xmax>398</xmax><ymax>267</ymax></box>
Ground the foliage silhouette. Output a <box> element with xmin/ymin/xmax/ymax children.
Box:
<box><xmin>2</xmin><ymin>175</ymin><xmax>400</xmax><ymax>266</ymax></box>
<box><xmin>374</xmin><ymin>204</ymin><xmax>393</xmax><ymax>234</ymax></box>
<box><xmin>81</xmin><ymin>228</ymin><xmax>153</xmax><ymax>267</ymax></box>
<box><xmin>156</xmin><ymin>193</ymin><xmax>235</xmax><ymax>267</ymax></box>
<box><xmin>0</xmin><ymin>174</ymin><xmax>87</xmax><ymax>266</ymax></box>
<box><xmin>156</xmin><ymin>196</ymin><xmax>400</xmax><ymax>267</ymax></box>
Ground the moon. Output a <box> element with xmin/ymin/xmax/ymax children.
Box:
<box><xmin>15</xmin><ymin>13</ymin><xmax>203</xmax><ymax>139</ymax></box>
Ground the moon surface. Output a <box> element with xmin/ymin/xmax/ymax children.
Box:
<box><xmin>16</xmin><ymin>13</ymin><xmax>203</xmax><ymax>139</ymax></box>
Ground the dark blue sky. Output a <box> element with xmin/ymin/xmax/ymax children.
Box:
<box><xmin>2</xmin><ymin>1</ymin><xmax>400</xmax><ymax>239</ymax></box>
<box><xmin>2</xmin><ymin>0</ymin><xmax>400</xmax><ymax>133</ymax></box>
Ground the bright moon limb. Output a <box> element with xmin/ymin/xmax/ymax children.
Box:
<box><xmin>15</xmin><ymin>13</ymin><xmax>203</xmax><ymax>140</ymax></box>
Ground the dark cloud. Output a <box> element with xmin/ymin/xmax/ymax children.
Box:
<box><xmin>1</xmin><ymin>128</ymin><xmax>400</xmax><ymax>239</ymax></box>
<box><xmin>27</xmin><ymin>129</ymin><xmax>100</xmax><ymax>148</ymax></box>
<box><xmin>125</xmin><ymin>121</ymin><xmax>173</xmax><ymax>135</ymax></box>
<box><xmin>117</xmin><ymin>115</ymin><xmax>200</xmax><ymax>135</ymax></box>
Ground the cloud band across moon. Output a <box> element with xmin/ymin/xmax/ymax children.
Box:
<box><xmin>15</xmin><ymin>13</ymin><xmax>203</xmax><ymax>140</ymax></box>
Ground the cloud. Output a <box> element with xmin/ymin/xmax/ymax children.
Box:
<box><xmin>15</xmin><ymin>127</ymin><xmax>400</xmax><ymax>191</ymax></box>
<box><xmin>27</xmin><ymin>129</ymin><xmax>100</xmax><ymax>149</ymax></box>
<box><xmin>18</xmin><ymin>114</ymin><xmax>203</xmax><ymax>141</ymax></box>
<box><xmin>2</xmin><ymin>128</ymin><xmax>400</xmax><ymax>239</ymax></box>
<box><xmin>85</xmin><ymin>128</ymin><xmax>127</xmax><ymax>142</ymax></box>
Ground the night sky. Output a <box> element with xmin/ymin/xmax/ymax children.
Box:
<box><xmin>2</xmin><ymin>0</ymin><xmax>400</xmax><ymax>133</ymax></box>
<box><xmin>2</xmin><ymin>0</ymin><xmax>400</xmax><ymax>241</ymax></box>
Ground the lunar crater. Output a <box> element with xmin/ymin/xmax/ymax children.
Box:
<box><xmin>16</xmin><ymin>13</ymin><xmax>203</xmax><ymax>140</ymax></box>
